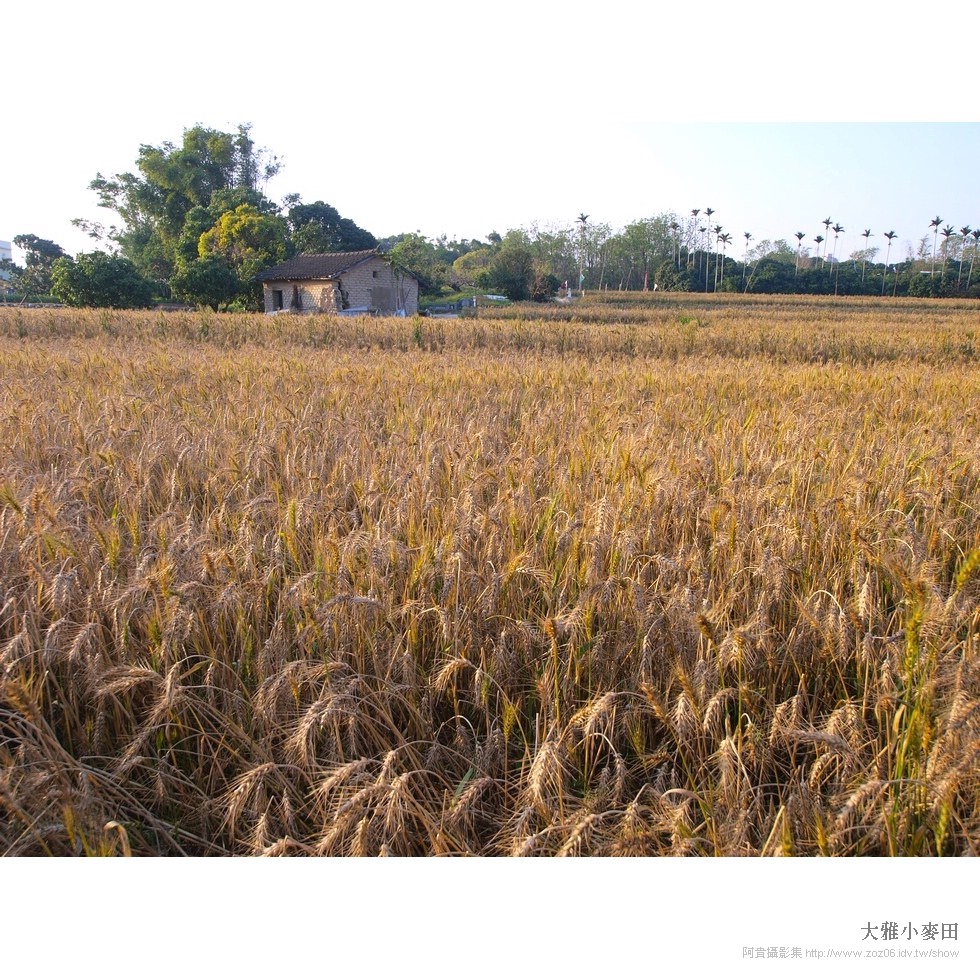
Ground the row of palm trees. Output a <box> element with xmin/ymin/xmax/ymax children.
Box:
<box><xmin>927</xmin><ymin>216</ymin><xmax>980</xmax><ymax>285</ymax></box>
<box><xmin>673</xmin><ymin>208</ymin><xmax>980</xmax><ymax>295</ymax></box>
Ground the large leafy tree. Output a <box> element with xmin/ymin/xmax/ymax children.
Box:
<box><xmin>82</xmin><ymin>124</ymin><xmax>281</xmax><ymax>281</ymax></box>
<box><xmin>5</xmin><ymin>234</ymin><xmax>69</xmax><ymax>299</ymax></box>
<box><xmin>288</xmin><ymin>201</ymin><xmax>377</xmax><ymax>254</ymax></box>
<box><xmin>452</xmin><ymin>247</ymin><xmax>494</xmax><ymax>287</ymax></box>
<box><xmin>198</xmin><ymin>204</ymin><xmax>288</xmax><ymax>285</ymax></box>
<box><xmin>479</xmin><ymin>232</ymin><xmax>536</xmax><ymax>300</ymax></box>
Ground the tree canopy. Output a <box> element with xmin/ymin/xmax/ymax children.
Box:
<box><xmin>288</xmin><ymin>202</ymin><xmax>377</xmax><ymax>254</ymax></box>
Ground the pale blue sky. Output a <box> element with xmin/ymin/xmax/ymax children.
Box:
<box><xmin>3</xmin><ymin>2</ymin><xmax>977</xmax><ymax>264</ymax></box>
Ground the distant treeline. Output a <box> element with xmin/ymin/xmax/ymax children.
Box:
<box><xmin>2</xmin><ymin>124</ymin><xmax>976</xmax><ymax>308</ymax></box>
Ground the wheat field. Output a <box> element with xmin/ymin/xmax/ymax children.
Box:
<box><xmin>1</xmin><ymin>296</ymin><xmax>978</xmax><ymax>855</ymax></box>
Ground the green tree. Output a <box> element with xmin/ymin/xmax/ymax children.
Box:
<box><xmin>198</xmin><ymin>204</ymin><xmax>288</xmax><ymax>284</ymax></box>
<box><xmin>529</xmin><ymin>269</ymin><xmax>561</xmax><ymax>302</ymax></box>
<box><xmin>581</xmin><ymin>220</ymin><xmax>613</xmax><ymax>290</ymax></box>
<box><xmin>480</xmin><ymin>235</ymin><xmax>535</xmax><ymax>300</ymax></box>
<box><xmin>452</xmin><ymin>247</ymin><xmax>494</xmax><ymax>287</ymax></box>
<box><xmin>82</xmin><ymin>124</ymin><xmax>281</xmax><ymax>281</ymax></box>
<box><xmin>746</xmin><ymin>239</ymin><xmax>794</xmax><ymax>264</ymax></box>
<box><xmin>745</xmin><ymin>256</ymin><xmax>796</xmax><ymax>293</ymax></box>
<box><xmin>51</xmin><ymin>252</ymin><xmax>154</xmax><ymax>308</ymax></box>
<box><xmin>288</xmin><ymin>201</ymin><xmax>377</xmax><ymax>254</ymax></box>
<box><xmin>528</xmin><ymin>223</ymin><xmax>578</xmax><ymax>288</ymax></box>
<box><xmin>388</xmin><ymin>233</ymin><xmax>449</xmax><ymax>295</ymax></box>
<box><xmin>607</xmin><ymin>217</ymin><xmax>672</xmax><ymax>291</ymax></box>
<box><xmin>9</xmin><ymin>234</ymin><xmax>68</xmax><ymax>299</ymax></box>
<box><xmin>174</xmin><ymin>206</ymin><xmax>218</xmax><ymax>270</ymax></box>
<box><xmin>170</xmin><ymin>255</ymin><xmax>240</xmax><ymax>310</ymax></box>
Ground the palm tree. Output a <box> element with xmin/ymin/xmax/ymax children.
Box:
<box><xmin>830</xmin><ymin>224</ymin><xmax>845</xmax><ymax>295</ymax></box>
<box><xmin>794</xmin><ymin>231</ymin><xmax>806</xmax><ymax>279</ymax></box>
<box><xmin>822</xmin><ymin>217</ymin><xmax>833</xmax><ymax>259</ymax></box>
<box><xmin>742</xmin><ymin>231</ymin><xmax>752</xmax><ymax>286</ymax></box>
<box><xmin>831</xmin><ymin>223</ymin><xmax>844</xmax><ymax>264</ymax></box>
<box><xmin>968</xmin><ymin>229</ymin><xmax>980</xmax><ymax>291</ymax></box>
<box><xmin>957</xmin><ymin>225</ymin><xmax>971</xmax><ymax>289</ymax></box>
<box><xmin>577</xmin><ymin>213</ymin><xmax>588</xmax><ymax>295</ymax></box>
<box><xmin>703</xmin><ymin>210</ymin><xmax>717</xmax><ymax>291</ymax></box>
<box><xmin>718</xmin><ymin>232</ymin><xmax>732</xmax><ymax>290</ymax></box>
<box><xmin>881</xmin><ymin>230</ymin><xmax>897</xmax><ymax>296</ymax></box>
<box><xmin>814</xmin><ymin>234</ymin><xmax>825</xmax><ymax>276</ymax></box>
<box><xmin>712</xmin><ymin>224</ymin><xmax>723</xmax><ymax>290</ymax></box>
<box><xmin>940</xmin><ymin>224</ymin><xmax>955</xmax><ymax>280</ymax></box>
<box><xmin>860</xmin><ymin>229</ymin><xmax>873</xmax><ymax>282</ymax></box>
<box><xmin>929</xmin><ymin>215</ymin><xmax>942</xmax><ymax>275</ymax></box>
<box><xmin>704</xmin><ymin>208</ymin><xmax>715</xmax><ymax>282</ymax></box>
<box><xmin>670</xmin><ymin>220</ymin><xmax>681</xmax><ymax>269</ymax></box>
<box><xmin>689</xmin><ymin>209</ymin><xmax>700</xmax><ymax>269</ymax></box>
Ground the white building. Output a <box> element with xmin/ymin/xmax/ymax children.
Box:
<box><xmin>0</xmin><ymin>240</ymin><xmax>11</xmax><ymax>281</ymax></box>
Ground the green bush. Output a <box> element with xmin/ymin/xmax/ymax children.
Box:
<box><xmin>51</xmin><ymin>252</ymin><xmax>155</xmax><ymax>309</ymax></box>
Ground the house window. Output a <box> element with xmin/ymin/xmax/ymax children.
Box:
<box><xmin>372</xmin><ymin>270</ymin><xmax>379</xmax><ymax>278</ymax></box>
<box><xmin>272</xmin><ymin>289</ymin><xmax>284</xmax><ymax>310</ymax></box>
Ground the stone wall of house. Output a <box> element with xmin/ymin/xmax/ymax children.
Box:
<box><xmin>338</xmin><ymin>256</ymin><xmax>419</xmax><ymax>314</ymax></box>
<box><xmin>262</xmin><ymin>280</ymin><xmax>344</xmax><ymax>313</ymax></box>
<box><xmin>262</xmin><ymin>256</ymin><xmax>419</xmax><ymax>315</ymax></box>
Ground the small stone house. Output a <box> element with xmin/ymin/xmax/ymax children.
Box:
<box><xmin>257</xmin><ymin>250</ymin><xmax>419</xmax><ymax>315</ymax></box>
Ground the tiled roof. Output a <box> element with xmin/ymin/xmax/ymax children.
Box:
<box><xmin>256</xmin><ymin>250</ymin><xmax>380</xmax><ymax>281</ymax></box>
